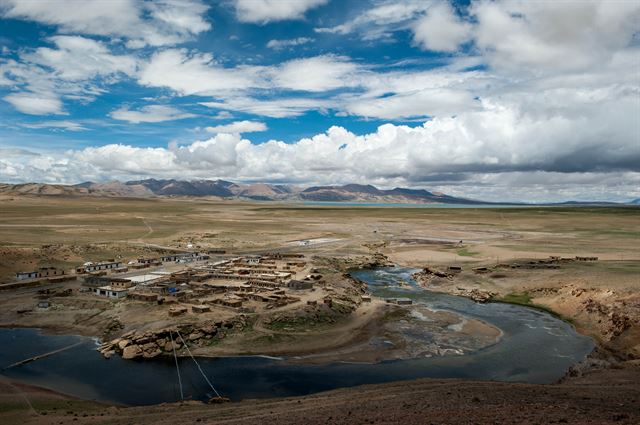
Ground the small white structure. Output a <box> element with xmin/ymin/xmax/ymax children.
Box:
<box><xmin>127</xmin><ymin>274</ymin><xmax>164</xmax><ymax>285</ymax></box>
<box><xmin>93</xmin><ymin>286</ymin><xmax>129</xmax><ymax>299</ymax></box>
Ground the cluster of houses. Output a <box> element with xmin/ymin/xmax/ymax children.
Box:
<box><xmin>75</xmin><ymin>252</ymin><xmax>319</xmax><ymax>315</ymax></box>
<box><xmin>16</xmin><ymin>266</ymin><xmax>66</xmax><ymax>281</ymax></box>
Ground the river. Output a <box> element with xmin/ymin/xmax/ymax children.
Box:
<box><xmin>0</xmin><ymin>267</ymin><xmax>593</xmax><ymax>406</ymax></box>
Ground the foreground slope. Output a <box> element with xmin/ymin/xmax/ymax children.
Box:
<box><xmin>1</xmin><ymin>367</ymin><xmax>638</xmax><ymax>425</ymax></box>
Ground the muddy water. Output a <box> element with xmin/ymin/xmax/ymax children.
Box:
<box><xmin>0</xmin><ymin>267</ymin><xmax>593</xmax><ymax>406</ymax></box>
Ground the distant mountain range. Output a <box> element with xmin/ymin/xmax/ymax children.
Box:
<box><xmin>0</xmin><ymin>179</ymin><xmax>486</xmax><ymax>204</ymax></box>
<box><xmin>0</xmin><ymin>179</ymin><xmax>637</xmax><ymax>205</ymax></box>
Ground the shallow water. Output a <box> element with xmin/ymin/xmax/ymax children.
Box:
<box><xmin>0</xmin><ymin>267</ymin><xmax>593</xmax><ymax>406</ymax></box>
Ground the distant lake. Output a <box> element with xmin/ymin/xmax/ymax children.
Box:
<box><xmin>301</xmin><ymin>201</ymin><xmax>523</xmax><ymax>208</ymax></box>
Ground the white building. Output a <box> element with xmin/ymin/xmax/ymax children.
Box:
<box><xmin>93</xmin><ymin>286</ymin><xmax>129</xmax><ymax>299</ymax></box>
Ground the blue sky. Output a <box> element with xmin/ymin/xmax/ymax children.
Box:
<box><xmin>0</xmin><ymin>0</ymin><xmax>639</xmax><ymax>202</ymax></box>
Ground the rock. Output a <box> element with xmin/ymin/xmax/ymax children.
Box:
<box><xmin>122</xmin><ymin>344</ymin><xmax>142</xmax><ymax>360</ymax></box>
<box><xmin>118</xmin><ymin>339</ymin><xmax>131</xmax><ymax>350</ymax></box>
<box><xmin>98</xmin><ymin>344</ymin><xmax>114</xmax><ymax>354</ymax></box>
<box><xmin>201</xmin><ymin>324</ymin><xmax>216</xmax><ymax>334</ymax></box>
<box><xmin>134</xmin><ymin>336</ymin><xmax>153</xmax><ymax>345</ymax></box>
<box><xmin>103</xmin><ymin>350</ymin><xmax>115</xmax><ymax>359</ymax></box>
<box><xmin>188</xmin><ymin>331</ymin><xmax>204</xmax><ymax>341</ymax></box>
<box><xmin>142</xmin><ymin>348</ymin><xmax>162</xmax><ymax>359</ymax></box>
<box><xmin>141</xmin><ymin>342</ymin><xmax>157</xmax><ymax>352</ymax></box>
<box><xmin>164</xmin><ymin>340</ymin><xmax>181</xmax><ymax>352</ymax></box>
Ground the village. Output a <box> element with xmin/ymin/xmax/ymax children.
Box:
<box><xmin>2</xmin><ymin>246</ymin><xmax>388</xmax><ymax>361</ymax></box>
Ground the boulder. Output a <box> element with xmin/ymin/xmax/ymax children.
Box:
<box><xmin>141</xmin><ymin>342</ymin><xmax>157</xmax><ymax>352</ymax></box>
<box><xmin>122</xmin><ymin>344</ymin><xmax>142</xmax><ymax>360</ymax></box>
<box><xmin>164</xmin><ymin>340</ymin><xmax>181</xmax><ymax>352</ymax></box>
<box><xmin>142</xmin><ymin>348</ymin><xmax>162</xmax><ymax>359</ymax></box>
<box><xmin>201</xmin><ymin>324</ymin><xmax>216</xmax><ymax>334</ymax></box>
<box><xmin>134</xmin><ymin>335</ymin><xmax>153</xmax><ymax>345</ymax></box>
<box><xmin>188</xmin><ymin>331</ymin><xmax>204</xmax><ymax>341</ymax></box>
<box><xmin>118</xmin><ymin>339</ymin><xmax>131</xmax><ymax>350</ymax></box>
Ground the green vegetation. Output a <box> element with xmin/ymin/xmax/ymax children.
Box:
<box><xmin>500</xmin><ymin>292</ymin><xmax>532</xmax><ymax>304</ymax></box>
<box><xmin>493</xmin><ymin>292</ymin><xmax>574</xmax><ymax>324</ymax></box>
<box><xmin>457</xmin><ymin>247</ymin><xmax>479</xmax><ymax>257</ymax></box>
<box><xmin>265</xmin><ymin>313</ymin><xmax>336</xmax><ymax>331</ymax></box>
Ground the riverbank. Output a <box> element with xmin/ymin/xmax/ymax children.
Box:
<box><xmin>407</xmin><ymin>259</ymin><xmax>640</xmax><ymax>363</ymax></box>
<box><xmin>2</xmin><ymin>365</ymin><xmax>638</xmax><ymax>425</ymax></box>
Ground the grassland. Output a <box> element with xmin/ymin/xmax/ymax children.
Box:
<box><xmin>0</xmin><ymin>194</ymin><xmax>638</xmax><ymax>359</ymax></box>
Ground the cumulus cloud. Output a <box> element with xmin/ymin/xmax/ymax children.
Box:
<box><xmin>24</xmin><ymin>36</ymin><xmax>137</xmax><ymax>80</ymax></box>
<box><xmin>110</xmin><ymin>104</ymin><xmax>196</xmax><ymax>123</ymax></box>
<box><xmin>470</xmin><ymin>0</ymin><xmax>640</xmax><ymax>74</ymax></box>
<box><xmin>138</xmin><ymin>49</ymin><xmax>264</xmax><ymax>96</ymax></box>
<box><xmin>4</xmin><ymin>92</ymin><xmax>65</xmax><ymax>115</ymax></box>
<box><xmin>233</xmin><ymin>0</ymin><xmax>328</xmax><ymax>24</ymax></box>
<box><xmin>205</xmin><ymin>120</ymin><xmax>267</xmax><ymax>134</ymax></box>
<box><xmin>412</xmin><ymin>2</ymin><xmax>472</xmax><ymax>52</ymax></box>
<box><xmin>1</xmin><ymin>0</ymin><xmax>639</xmax><ymax>202</ymax></box>
<box><xmin>3</xmin><ymin>94</ymin><xmax>639</xmax><ymax>201</ymax></box>
<box><xmin>271</xmin><ymin>55</ymin><xmax>359</xmax><ymax>92</ymax></box>
<box><xmin>0</xmin><ymin>0</ymin><xmax>211</xmax><ymax>47</ymax></box>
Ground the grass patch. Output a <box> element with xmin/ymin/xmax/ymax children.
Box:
<box><xmin>265</xmin><ymin>314</ymin><xmax>334</xmax><ymax>332</ymax></box>
<box><xmin>493</xmin><ymin>292</ymin><xmax>574</xmax><ymax>324</ymax></box>
<box><xmin>253</xmin><ymin>333</ymin><xmax>296</xmax><ymax>344</ymax></box>
<box><xmin>456</xmin><ymin>247</ymin><xmax>479</xmax><ymax>257</ymax></box>
<box><xmin>500</xmin><ymin>292</ymin><xmax>532</xmax><ymax>304</ymax></box>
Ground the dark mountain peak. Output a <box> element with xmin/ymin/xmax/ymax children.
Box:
<box><xmin>341</xmin><ymin>184</ymin><xmax>382</xmax><ymax>194</ymax></box>
<box><xmin>388</xmin><ymin>187</ymin><xmax>435</xmax><ymax>197</ymax></box>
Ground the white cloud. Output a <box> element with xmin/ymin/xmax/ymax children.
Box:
<box><xmin>139</xmin><ymin>50</ymin><xmax>359</xmax><ymax>95</ymax></box>
<box><xmin>343</xmin><ymin>87</ymin><xmax>478</xmax><ymax>119</ymax></box>
<box><xmin>233</xmin><ymin>0</ymin><xmax>327</xmax><ymax>24</ymax></box>
<box><xmin>266</xmin><ymin>37</ymin><xmax>314</xmax><ymax>50</ymax></box>
<box><xmin>25</xmin><ymin>35</ymin><xmax>137</xmax><ymax>80</ymax></box>
<box><xmin>22</xmin><ymin>120</ymin><xmax>87</xmax><ymax>131</ymax></box>
<box><xmin>1</xmin><ymin>35</ymin><xmax>137</xmax><ymax>115</ymax></box>
<box><xmin>110</xmin><ymin>105</ymin><xmax>196</xmax><ymax>123</ymax></box>
<box><xmin>3</xmin><ymin>92</ymin><xmax>65</xmax><ymax>115</ymax></box>
<box><xmin>470</xmin><ymin>0</ymin><xmax>640</xmax><ymax>74</ymax></box>
<box><xmin>200</xmin><ymin>97</ymin><xmax>332</xmax><ymax>118</ymax></box>
<box><xmin>213</xmin><ymin>111</ymin><xmax>233</xmax><ymax>120</ymax></box>
<box><xmin>205</xmin><ymin>120</ymin><xmax>267</xmax><ymax>134</ymax></box>
<box><xmin>138</xmin><ymin>49</ymin><xmax>264</xmax><ymax>96</ymax></box>
<box><xmin>272</xmin><ymin>55</ymin><xmax>359</xmax><ymax>92</ymax></box>
<box><xmin>315</xmin><ymin>0</ymin><xmax>429</xmax><ymax>40</ymax></box>
<box><xmin>412</xmin><ymin>2</ymin><xmax>472</xmax><ymax>52</ymax></box>
<box><xmin>0</xmin><ymin>0</ymin><xmax>211</xmax><ymax>47</ymax></box>
<box><xmin>3</xmin><ymin>89</ymin><xmax>638</xmax><ymax>201</ymax></box>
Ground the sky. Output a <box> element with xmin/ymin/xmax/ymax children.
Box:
<box><xmin>0</xmin><ymin>0</ymin><xmax>639</xmax><ymax>203</ymax></box>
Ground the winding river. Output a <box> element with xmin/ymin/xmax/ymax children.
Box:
<box><xmin>0</xmin><ymin>267</ymin><xmax>594</xmax><ymax>406</ymax></box>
